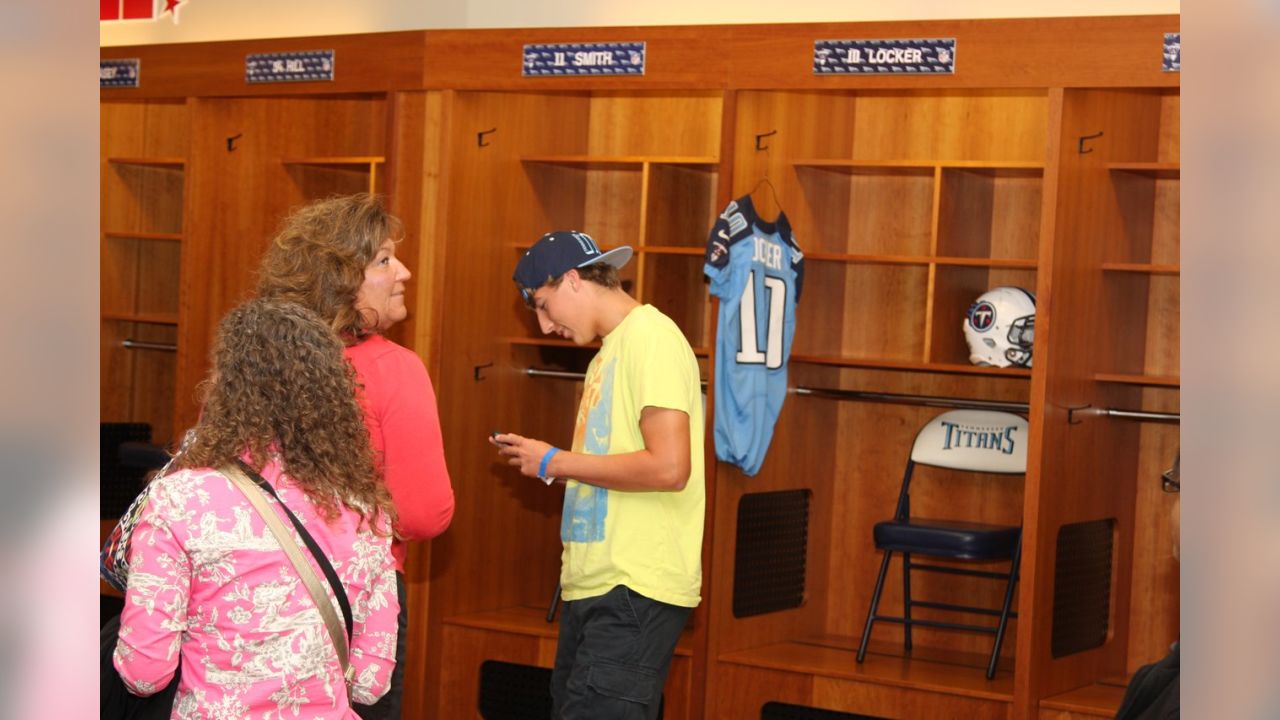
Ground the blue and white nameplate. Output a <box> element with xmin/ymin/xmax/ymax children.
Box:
<box><xmin>246</xmin><ymin>50</ymin><xmax>335</xmax><ymax>84</ymax></box>
<box><xmin>814</xmin><ymin>38</ymin><xmax>956</xmax><ymax>75</ymax></box>
<box><xmin>1163</xmin><ymin>33</ymin><xmax>1180</xmax><ymax>73</ymax></box>
<box><xmin>523</xmin><ymin>42</ymin><xmax>646</xmax><ymax>77</ymax></box>
<box><xmin>101</xmin><ymin>59</ymin><xmax>140</xmax><ymax>88</ymax></box>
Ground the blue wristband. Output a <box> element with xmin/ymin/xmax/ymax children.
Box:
<box><xmin>538</xmin><ymin>447</ymin><xmax>560</xmax><ymax>479</ymax></box>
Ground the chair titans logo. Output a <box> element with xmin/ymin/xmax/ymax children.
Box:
<box><xmin>101</xmin><ymin>0</ymin><xmax>190</xmax><ymax>23</ymax></box>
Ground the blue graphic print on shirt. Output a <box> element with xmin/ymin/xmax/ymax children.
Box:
<box><xmin>561</xmin><ymin>357</ymin><xmax>615</xmax><ymax>543</ymax></box>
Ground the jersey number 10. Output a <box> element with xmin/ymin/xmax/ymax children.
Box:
<box><xmin>736</xmin><ymin>270</ymin><xmax>786</xmax><ymax>369</ymax></box>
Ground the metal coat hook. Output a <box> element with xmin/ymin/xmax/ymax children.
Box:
<box><xmin>473</xmin><ymin>361</ymin><xmax>493</xmax><ymax>381</ymax></box>
<box><xmin>755</xmin><ymin>129</ymin><xmax>777</xmax><ymax>151</ymax></box>
<box><xmin>477</xmin><ymin>128</ymin><xmax>497</xmax><ymax>147</ymax></box>
<box><xmin>1077</xmin><ymin>131</ymin><xmax>1103</xmax><ymax>154</ymax></box>
<box><xmin>226</xmin><ymin>133</ymin><xmax>243</xmax><ymax>152</ymax></box>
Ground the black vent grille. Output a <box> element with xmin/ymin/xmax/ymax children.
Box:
<box><xmin>101</xmin><ymin>423</ymin><xmax>153</xmax><ymax>519</ymax></box>
<box><xmin>1051</xmin><ymin>519</ymin><xmax>1115</xmax><ymax>657</ymax></box>
<box><xmin>479</xmin><ymin>661</ymin><xmax>552</xmax><ymax>720</ymax></box>
<box><xmin>479</xmin><ymin>660</ymin><xmax>663</xmax><ymax>719</ymax></box>
<box><xmin>734</xmin><ymin>490</ymin><xmax>811</xmax><ymax>618</ymax></box>
<box><xmin>762</xmin><ymin>701</ymin><xmax>887</xmax><ymax>720</ymax></box>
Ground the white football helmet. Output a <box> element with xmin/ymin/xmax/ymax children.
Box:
<box><xmin>964</xmin><ymin>287</ymin><xmax>1035</xmax><ymax>368</ymax></box>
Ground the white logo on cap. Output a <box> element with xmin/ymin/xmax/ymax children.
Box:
<box><xmin>570</xmin><ymin>231</ymin><xmax>598</xmax><ymax>255</ymax></box>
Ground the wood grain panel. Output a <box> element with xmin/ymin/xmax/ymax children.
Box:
<box><xmin>731</xmin><ymin>91</ymin><xmax>856</xmax><ymax>255</ymax></box>
<box><xmin>101</xmin><ymin>31</ymin><xmax>427</xmax><ymax>99</ymax></box>
<box><xmin>845</xmin><ymin>171</ymin><xmax>936</xmax><ymax>256</ymax></box>
<box><xmin>851</xmin><ymin>91</ymin><xmax>1048</xmax><ymax>163</ymax></box>
<box><xmin>645</xmin><ymin>164</ymin><xmax>719</xmax><ymax>249</ymax></box>
<box><xmin>714</xmin><ymin>651</ymin><xmax>1012</xmax><ymax>719</ymax></box>
<box><xmin>588</xmin><ymin>92</ymin><xmax>723</xmax><ymax>158</ymax></box>
<box><xmin>101</xmin><ymin>101</ymin><xmax>187</xmax><ymax>443</ymax></box>
<box><xmin>1156</xmin><ymin>91</ymin><xmax>1180</xmax><ymax>163</ymax></box>
<box><xmin>1013</xmin><ymin>88</ymin><xmax>1165</xmax><ymax>717</ymax></box>
<box><xmin>938</xmin><ymin>169</ymin><xmax>1042</xmax><ymax>260</ymax></box>
<box><xmin>641</xmin><ymin>254</ymin><xmax>711</xmax><ymax>348</ymax></box>
<box><xmin>728</xmin><ymin>16</ymin><xmax>1180</xmax><ymax>90</ymax></box>
<box><xmin>424</xmin><ymin>27</ymin><xmax>730</xmax><ymax>90</ymax></box>
<box><xmin>424</xmin><ymin>89</ymin><xmax>593</xmax><ymax>712</ymax></box>
<box><xmin>1150</xmin><ymin>179</ymin><xmax>1179</xmax><ymax>266</ymax></box>
<box><xmin>1123</xmin><ymin>390</ymin><xmax>1179</xmax><ymax>673</ymax></box>
<box><xmin>175</xmin><ymin>95</ymin><xmax>388</xmax><ymax>440</ymax></box>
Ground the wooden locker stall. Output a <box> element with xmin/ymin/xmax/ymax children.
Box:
<box><xmin>701</xmin><ymin>16</ymin><xmax>1179</xmax><ymax>720</ymax></box>
<box><xmin>1033</xmin><ymin>84</ymin><xmax>1180</xmax><ymax>720</ymax></box>
<box><xmin>101</xmin><ymin>99</ymin><xmax>188</xmax><ymax>446</ymax></box>
<box><xmin>99</xmin><ymin>31</ymin><xmax>456</xmax><ymax>720</ymax></box>
<box><xmin>420</xmin><ymin>27</ymin><xmax>732</xmax><ymax>720</ymax></box>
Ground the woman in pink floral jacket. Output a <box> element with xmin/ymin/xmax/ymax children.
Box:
<box><xmin>113</xmin><ymin>299</ymin><xmax>400</xmax><ymax>718</ymax></box>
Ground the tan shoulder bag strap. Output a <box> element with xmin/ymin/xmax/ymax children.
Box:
<box><xmin>221</xmin><ymin>463</ymin><xmax>354</xmax><ymax>689</ymax></box>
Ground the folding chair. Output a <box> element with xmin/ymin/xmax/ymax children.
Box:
<box><xmin>855</xmin><ymin>409</ymin><xmax>1027</xmax><ymax>679</ymax></box>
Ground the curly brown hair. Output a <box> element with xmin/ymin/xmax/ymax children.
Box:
<box><xmin>256</xmin><ymin>193</ymin><xmax>403</xmax><ymax>342</ymax></box>
<box><xmin>171</xmin><ymin>298</ymin><xmax>396</xmax><ymax>533</ymax></box>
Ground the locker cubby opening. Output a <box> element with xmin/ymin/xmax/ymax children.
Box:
<box><xmin>791</xmin><ymin>261</ymin><xmax>929</xmax><ymax>362</ymax></box>
<box><xmin>101</xmin><ymin>321</ymin><xmax>178</xmax><ymax>446</ymax></box>
<box><xmin>639</xmin><ymin>252</ymin><xmax>713</xmax><ymax>352</ymax></box>
<box><xmin>936</xmin><ymin>167</ymin><xmax>1043</xmax><ymax>262</ymax></box>
<box><xmin>793</xmin><ymin>164</ymin><xmax>935</xmax><ymax>257</ymax></box>
<box><xmin>103</xmin><ymin>162</ymin><xmax>185</xmax><ymax>236</ymax></box>
<box><xmin>101</xmin><ymin>234</ymin><xmax>182</xmax><ymax>319</ymax></box>
<box><xmin>281</xmin><ymin>158</ymin><xmax>383</xmax><ymax>201</ymax></box>
<box><xmin>928</xmin><ymin>266</ymin><xmax>1039</xmax><ymax>368</ymax></box>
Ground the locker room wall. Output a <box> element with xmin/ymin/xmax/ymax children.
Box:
<box><xmin>101</xmin><ymin>0</ymin><xmax>1179</xmax><ymax>46</ymax></box>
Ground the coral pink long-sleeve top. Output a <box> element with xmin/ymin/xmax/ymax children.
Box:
<box><xmin>344</xmin><ymin>334</ymin><xmax>455</xmax><ymax>570</ymax></box>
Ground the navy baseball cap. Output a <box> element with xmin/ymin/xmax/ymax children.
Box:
<box><xmin>513</xmin><ymin>230</ymin><xmax>633</xmax><ymax>301</ymax></box>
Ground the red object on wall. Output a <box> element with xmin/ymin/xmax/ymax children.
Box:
<box><xmin>122</xmin><ymin>0</ymin><xmax>156</xmax><ymax>19</ymax></box>
<box><xmin>100</xmin><ymin>0</ymin><xmax>120</xmax><ymax>21</ymax></box>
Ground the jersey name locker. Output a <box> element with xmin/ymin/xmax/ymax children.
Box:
<box><xmin>704</xmin><ymin>195</ymin><xmax>804</xmax><ymax>476</ymax></box>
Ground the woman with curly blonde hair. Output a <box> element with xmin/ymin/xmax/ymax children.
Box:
<box><xmin>113</xmin><ymin>298</ymin><xmax>400</xmax><ymax>718</ymax></box>
<box><xmin>257</xmin><ymin>193</ymin><xmax>453</xmax><ymax>720</ymax></box>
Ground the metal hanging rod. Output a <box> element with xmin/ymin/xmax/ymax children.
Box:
<box><xmin>526</xmin><ymin>367</ymin><xmax>708</xmax><ymax>388</ymax></box>
<box><xmin>793</xmin><ymin>386</ymin><xmax>1029</xmax><ymax>413</ymax></box>
<box><xmin>1071</xmin><ymin>407</ymin><xmax>1180</xmax><ymax>423</ymax></box>
<box><xmin>122</xmin><ymin>339</ymin><xmax>177</xmax><ymax>352</ymax></box>
<box><xmin>795</xmin><ymin>387</ymin><xmax>1181</xmax><ymax>424</ymax></box>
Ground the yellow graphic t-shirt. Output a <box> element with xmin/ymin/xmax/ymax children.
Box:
<box><xmin>560</xmin><ymin>304</ymin><xmax>705</xmax><ymax>608</ymax></box>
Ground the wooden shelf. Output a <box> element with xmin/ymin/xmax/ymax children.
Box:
<box><xmin>1094</xmin><ymin>373</ymin><xmax>1180</xmax><ymax>387</ymax></box>
<box><xmin>102</xmin><ymin>311</ymin><xmax>179</xmax><ymax>326</ymax></box>
<box><xmin>1101</xmin><ymin>262</ymin><xmax>1180</xmax><ymax>275</ymax></box>
<box><xmin>794</xmin><ymin>159</ymin><xmax>1042</xmax><ymax>176</ymax></box>
<box><xmin>935</xmin><ymin>256</ymin><xmax>1037</xmax><ymax>269</ymax></box>
<box><xmin>799</xmin><ymin>254</ymin><xmax>1036</xmax><ymax>268</ymax></box>
<box><xmin>719</xmin><ymin>638</ymin><xmax>1013</xmax><ymax>702</ymax></box>
<box><xmin>1039</xmin><ymin>681</ymin><xmax>1129</xmax><ymax>718</ymax></box>
<box><xmin>790</xmin><ymin>354</ymin><xmax>1032</xmax><ymax>378</ymax></box>
<box><xmin>107</xmin><ymin>157</ymin><xmax>185</xmax><ymax>168</ymax></box>
<box><xmin>446</xmin><ymin>605</ymin><xmax>693</xmax><ymax>656</ymax></box>
<box><xmin>280</xmin><ymin>156</ymin><xmax>385</xmax><ymax>166</ymax></box>
<box><xmin>521</xmin><ymin>155</ymin><xmax>718</xmax><ymax>169</ymax></box>
<box><xmin>1108</xmin><ymin>162</ymin><xmax>1180</xmax><ymax>178</ymax></box>
<box><xmin>103</xmin><ymin>230</ymin><xmax>183</xmax><ymax>243</ymax></box>
<box><xmin>638</xmin><ymin>246</ymin><xmax>705</xmax><ymax>256</ymax></box>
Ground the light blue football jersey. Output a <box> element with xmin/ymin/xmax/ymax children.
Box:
<box><xmin>704</xmin><ymin>195</ymin><xmax>804</xmax><ymax>476</ymax></box>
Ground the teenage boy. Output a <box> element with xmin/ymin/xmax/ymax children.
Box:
<box><xmin>492</xmin><ymin>230</ymin><xmax>705</xmax><ymax>720</ymax></box>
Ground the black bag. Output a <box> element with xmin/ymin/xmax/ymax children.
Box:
<box><xmin>101</xmin><ymin>612</ymin><xmax>181</xmax><ymax>720</ymax></box>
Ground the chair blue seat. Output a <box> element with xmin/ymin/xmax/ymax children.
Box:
<box><xmin>874</xmin><ymin>519</ymin><xmax>1021</xmax><ymax>560</ymax></box>
<box><xmin>857</xmin><ymin>409</ymin><xmax>1029</xmax><ymax>680</ymax></box>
